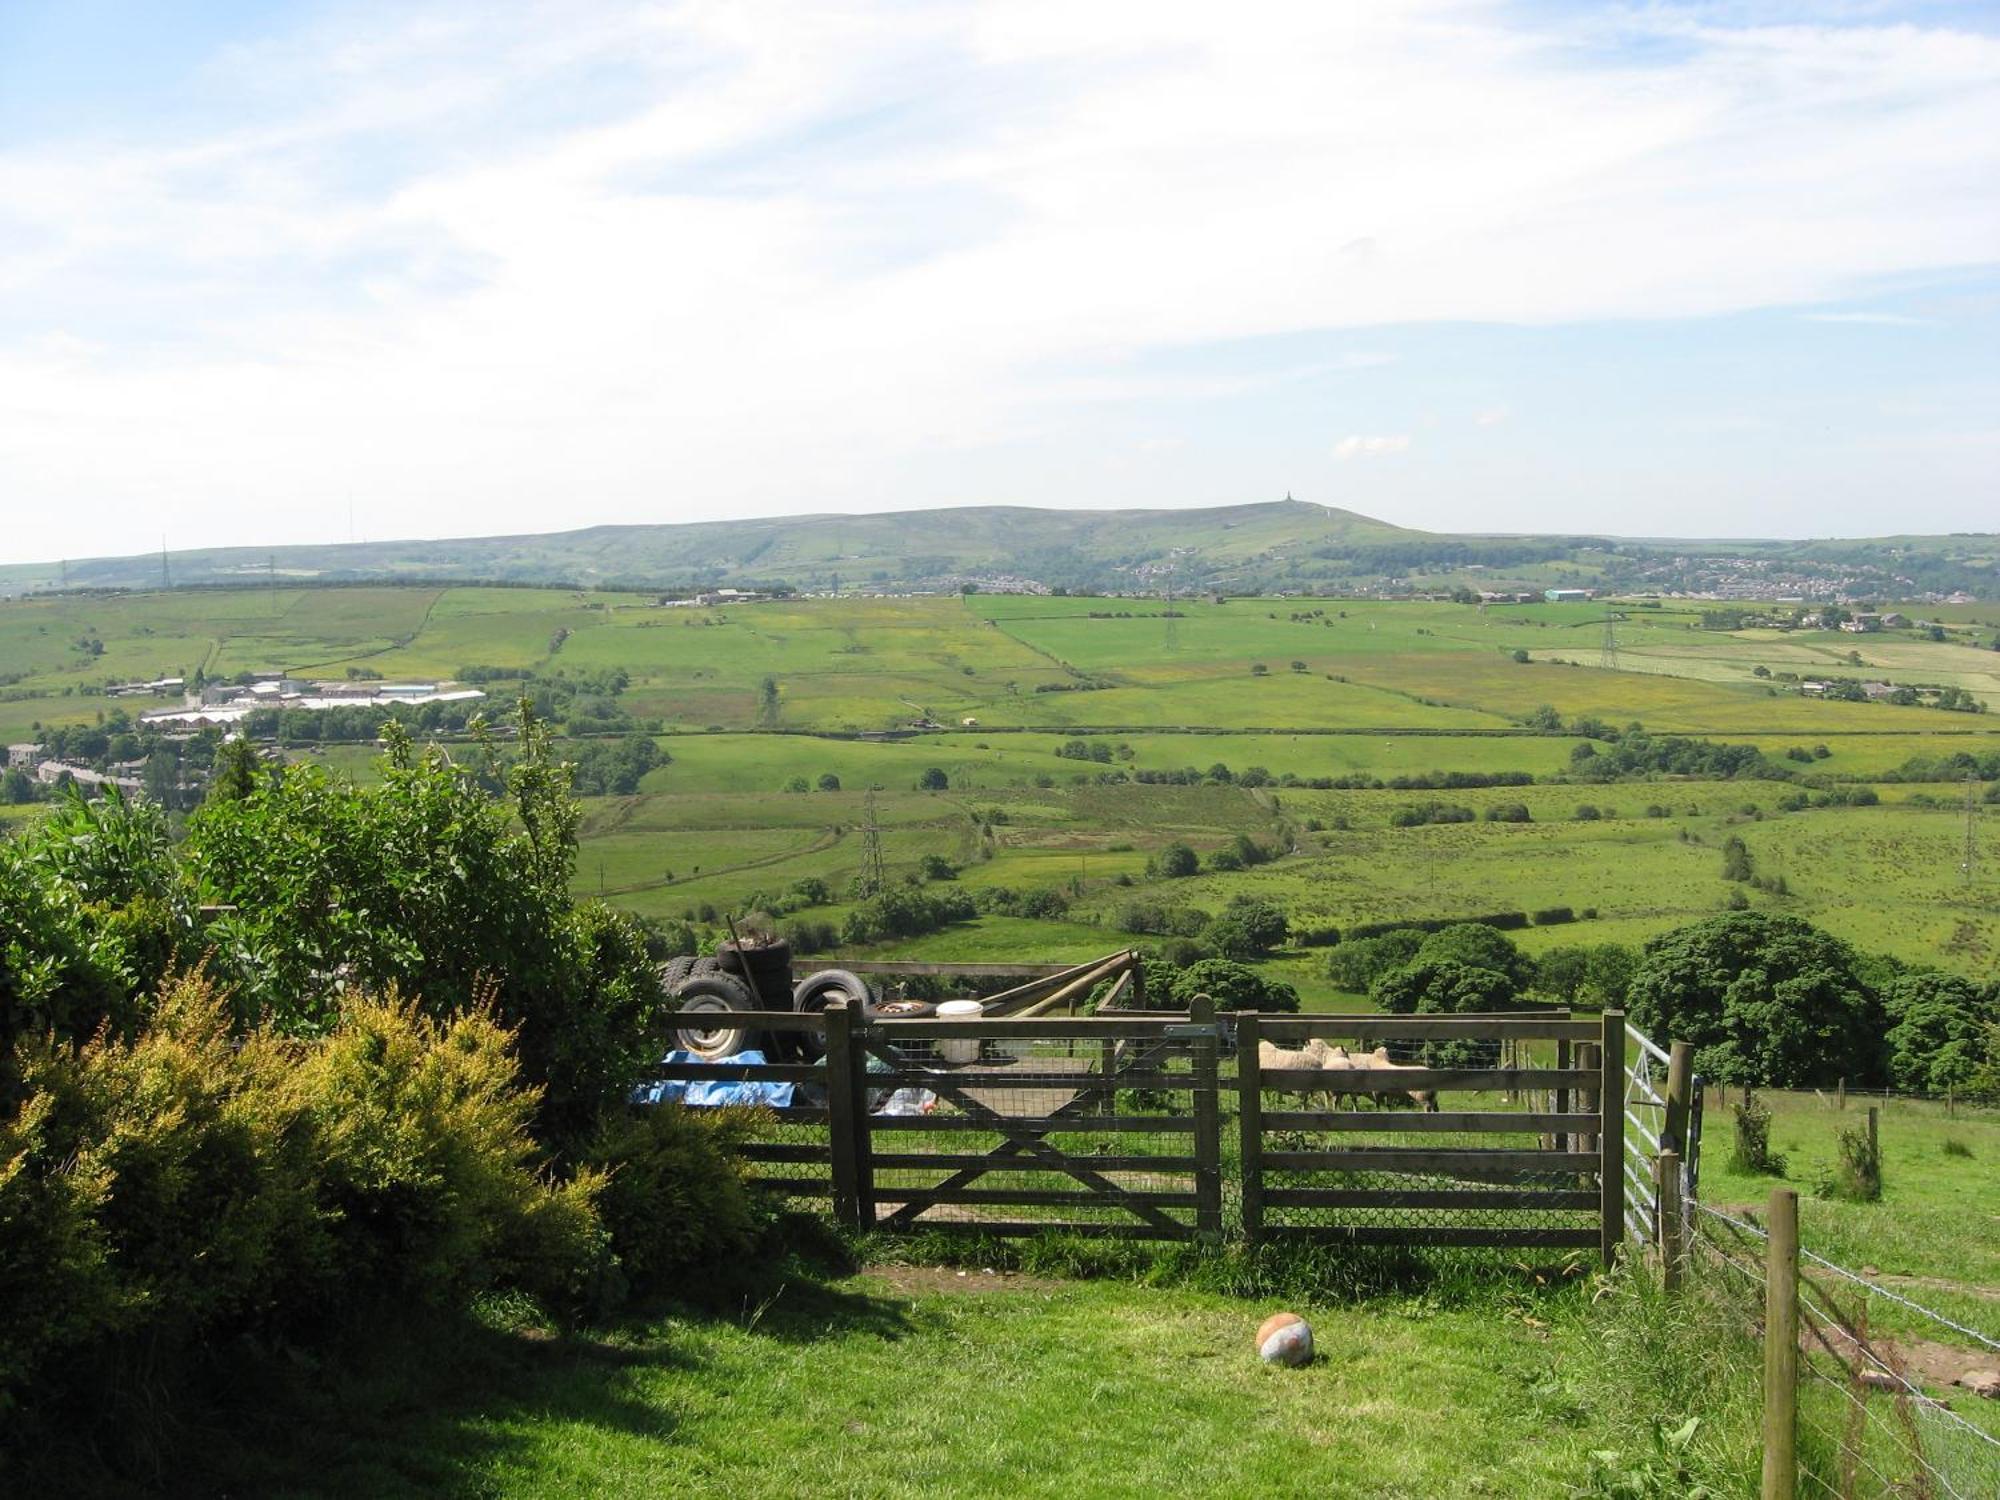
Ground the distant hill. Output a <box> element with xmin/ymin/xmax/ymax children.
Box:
<box><xmin>2</xmin><ymin>500</ymin><xmax>1995</xmax><ymax>600</ymax></box>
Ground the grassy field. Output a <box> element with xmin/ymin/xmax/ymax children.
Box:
<box><xmin>3</xmin><ymin>584</ymin><xmax>1996</xmax><ymax>982</ymax></box>
<box><xmin>59</xmin><ymin>1254</ymin><xmax>1773</xmax><ymax>1500</ymax></box>
<box><xmin>1698</xmin><ymin>1087</ymin><xmax>2000</xmax><ymax>1369</ymax></box>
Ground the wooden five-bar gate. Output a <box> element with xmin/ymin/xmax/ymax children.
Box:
<box><xmin>640</xmin><ymin>1004</ymin><xmax>1652</xmax><ymax>1259</ymax></box>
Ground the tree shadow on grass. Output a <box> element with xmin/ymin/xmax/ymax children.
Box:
<box><xmin>15</xmin><ymin>1272</ymin><xmax>920</xmax><ymax>1500</ymax></box>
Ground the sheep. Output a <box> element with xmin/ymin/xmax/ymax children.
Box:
<box><xmin>1257</xmin><ymin>1037</ymin><xmax>1333</xmax><ymax>1111</ymax></box>
<box><xmin>1350</xmin><ymin>1046</ymin><xmax>1440</xmax><ymax>1113</ymax></box>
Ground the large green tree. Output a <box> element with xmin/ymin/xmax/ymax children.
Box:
<box><xmin>1882</xmin><ymin>973</ymin><xmax>1997</xmax><ymax>1093</ymax></box>
<box><xmin>1626</xmin><ymin>913</ymin><xmax>1881</xmax><ymax>1086</ymax></box>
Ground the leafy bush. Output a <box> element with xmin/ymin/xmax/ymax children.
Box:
<box><xmin>1202</xmin><ymin>897</ymin><xmax>1288</xmax><ymax>960</ymax></box>
<box><xmin>0</xmin><ymin>973</ymin><xmax>610</xmax><ymax>1411</ymax></box>
<box><xmin>1412</xmin><ymin>923</ymin><xmax>1534</xmax><ymax>990</ymax></box>
<box><xmin>1152</xmin><ymin>842</ymin><xmax>1199</xmax><ymax>878</ymax></box>
<box><xmin>1167</xmin><ymin>959</ymin><xmax>1298</xmax><ymax>1013</ymax></box>
<box><xmin>579</xmin><ymin>1104</ymin><xmax>763</xmax><ymax>1292</ymax></box>
<box><xmin>781</xmin><ymin>919</ymin><xmax>838</xmax><ymax>955</ymax></box>
<box><xmin>1818</xmin><ymin>1123</ymin><xmax>1881</xmax><ymax>1203</ymax></box>
<box><xmin>1532</xmin><ymin>906</ymin><xmax>1575</xmax><ymax>926</ymax></box>
<box><xmin>1728</xmin><ymin>1095</ymin><xmax>1786</xmax><ymax>1176</ymax></box>
<box><xmin>1324</xmin><ymin>930</ymin><xmax>1425</xmax><ymax>992</ymax></box>
<box><xmin>839</xmin><ymin>886</ymin><xmax>977</xmax><ymax>944</ymax></box>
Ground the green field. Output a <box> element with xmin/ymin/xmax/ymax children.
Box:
<box><xmin>4</xmin><ymin>586</ymin><xmax>1996</xmax><ymax>987</ymax></box>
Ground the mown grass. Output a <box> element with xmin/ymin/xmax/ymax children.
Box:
<box><xmin>23</xmin><ymin>1244</ymin><xmax>1772</xmax><ymax>1500</ymax></box>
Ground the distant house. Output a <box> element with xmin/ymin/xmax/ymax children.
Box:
<box><xmin>1840</xmin><ymin>614</ymin><xmax>1882</xmax><ymax>633</ymax></box>
<box><xmin>1879</xmin><ymin>612</ymin><xmax>1908</xmax><ymax>628</ymax></box>
<box><xmin>4</xmin><ymin>743</ymin><xmax>40</xmax><ymax>768</ymax></box>
<box><xmin>1544</xmin><ymin>588</ymin><xmax>1591</xmax><ymax>604</ymax></box>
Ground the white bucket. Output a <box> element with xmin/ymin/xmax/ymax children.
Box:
<box><xmin>935</xmin><ymin>1000</ymin><xmax>985</xmax><ymax>1064</ymax></box>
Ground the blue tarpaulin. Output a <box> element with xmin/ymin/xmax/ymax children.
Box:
<box><xmin>630</xmin><ymin>1049</ymin><xmax>795</xmax><ymax>1109</ymax></box>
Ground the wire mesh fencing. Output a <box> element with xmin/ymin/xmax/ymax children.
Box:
<box><xmin>1236</xmin><ymin>1011</ymin><xmax>1615</xmax><ymax>1253</ymax></box>
<box><xmin>1690</xmin><ymin>1197</ymin><xmax>2000</xmax><ymax>1500</ymax></box>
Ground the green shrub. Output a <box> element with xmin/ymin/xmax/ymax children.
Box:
<box><xmin>1728</xmin><ymin>1095</ymin><xmax>1786</xmax><ymax>1177</ymax></box>
<box><xmin>305</xmin><ymin>988</ymin><xmax>602</xmax><ymax>1308</ymax></box>
<box><xmin>581</xmin><ymin>1104</ymin><xmax>764</xmax><ymax>1291</ymax></box>
<box><xmin>1818</xmin><ymin>1124</ymin><xmax>1881</xmax><ymax>1203</ymax></box>
<box><xmin>0</xmin><ymin>972</ymin><xmax>610</xmax><ymax>1411</ymax></box>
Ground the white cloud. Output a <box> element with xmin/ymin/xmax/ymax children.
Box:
<box><xmin>1474</xmin><ymin>407</ymin><xmax>1509</xmax><ymax>427</ymax></box>
<box><xmin>0</xmin><ymin>0</ymin><xmax>1996</xmax><ymax>556</ymax></box>
<box><xmin>1802</xmin><ymin>312</ymin><xmax>1933</xmax><ymax>325</ymax></box>
<box><xmin>1335</xmin><ymin>434</ymin><xmax>1411</xmax><ymax>460</ymax></box>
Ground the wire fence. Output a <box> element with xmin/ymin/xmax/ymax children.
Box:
<box><xmin>1690</xmin><ymin>1199</ymin><xmax>2000</xmax><ymax>1499</ymax></box>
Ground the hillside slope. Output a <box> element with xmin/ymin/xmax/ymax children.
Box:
<box><xmin>2</xmin><ymin>499</ymin><xmax>1994</xmax><ymax>598</ymax></box>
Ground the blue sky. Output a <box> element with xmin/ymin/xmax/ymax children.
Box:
<box><xmin>0</xmin><ymin>0</ymin><xmax>1995</xmax><ymax>562</ymax></box>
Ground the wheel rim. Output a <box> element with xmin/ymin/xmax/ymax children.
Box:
<box><xmin>675</xmin><ymin>997</ymin><xmax>747</xmax><ymax>1059</ymax></box>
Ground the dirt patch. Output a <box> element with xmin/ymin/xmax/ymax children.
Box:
<box><xmin>861</xmin><ymin>1264</ymin><xmax>1066</xmax><ymax>1297</ymax></box>
<box><xmin>1804</xmin><ymin>1321</ymin><xmax>2000</xmax><ymax>1398</ymax></box>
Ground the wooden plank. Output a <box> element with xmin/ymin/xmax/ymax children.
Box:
<box><xmin>1009</xmin><ymin>953</ymin><xmax>1132</xmax><ymax>1019</ymax></box>
<box><xmin>872</xmin><ymin>1187</ymin><xmax>1198</xmax><ymax>1209</ymax></box>
<box><xmin>1256</xmin><ymin>1015</ymin><xmax>1596</xmax><ymax>1041</ymax></box>
<box><xmin>645</xmin><ymin>1061</ymin><xmax>826</xmax><ymax>1083</ymax></box>
<box><xmin>1188</xmin><ymin>992</ymin><xmax>1223</xmax><ymax>1239</ymax></box>
<box><xmin>1252</xmin><ymin>1068</ymin><xmax>1594</xmax><ymax>1092</ymax></box>
<box><xmin>1237</xmin><ymin>1013</ymin><xmax>1265</xmax><ymax>1245</ymax></box>
<box><xmin>876</xmin><ymin>1219</ymin><xmax>1198</xmax><ymax>1241</ymax></box>
<box><xmin>867</xmin><ymin>1017</ymin><xmax>1195</xmax><ymax>1039</ymax></box>
<box><xmin>864</xmin><ymin>1113</ymin><xmax>1198</xmax><ymax>1134</ymax></box>
<box><xmin>870</xmin><ymin>1153</ymin><xmax>1199</xmax><ymax>1172</ymax></box>
<box><xmin>1262</xmin><ymin>1110</ymin><xmax>1603</xmax><ymax>1133</ymax></box>
<box><xmin>824</xmin><ymin>959</ymin><xmax>1076</xmax><ymax>978</ymax></box>
<box><xmin>871</xmin><ymin>1068</ymin><xmax>1192</xmax><ymax>1090</ymax></box>
<box><xmin>1600</xmin><ymin>1010</ymin><xmax>1625</xmax><ymax>1268</ymax></box>
<box><xmin>1261</xmin><ymin>1149</ymin><xmax>1600</xmax><ymax>1173</ymax></box>
<box><xmin>822</xmin><ymin>998</ymin><xmax>863</xmax><ymax>1229</ymax></box>
<box><xmin>1256</xmin><ymin>1226</ymin><xmax>1602</xmax><ymax>1249</ymax></box>
<box><xmin>1261</xmin><ymin>1189</ymin><xmax>1601</xmax><ymax>1211</ymax></box>
<box><xmin>664</xmin><ymin>1011</ymin><xmax>828</xmax><ymax>1032</ymax></box>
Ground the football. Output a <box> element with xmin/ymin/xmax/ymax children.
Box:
<box><xmin>1255</xmin><ymin>1311</ymin><xmax>1314</xmax><ymax>1367</ymax></box>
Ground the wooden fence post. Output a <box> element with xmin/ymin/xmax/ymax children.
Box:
<box><xmin>1761</xmin><ymin>1187</ymin><xmax>1799</xmax><ymax>1500</ymax></box>
<box><xmin>1576</xmin><ymin>1040</ymin><xmax>1600</xmax><ymax>1157</ymax></box>
<box><xmin>1663</xmin><ymin>1041</ymin><xmax>1693</xmax><ymax>1156</ymax></box>
<box><xmin>1599</xmin><ymin>1010</ymin><xmax>1625</xmax><ymax>1268</ymax></box>
<box><xmin>1656</xmin><ymin>1149</ymin><xmax>1683</xmax><ymax>1292</ymax></box>
<box><xmin>1188</xmin><ymin>992</ymin><xmax>1223</xmax><ymax>1241</ymax></box>
<box><xmin>1867</xmin><ymin>1105</ymin><xmax>1878</xmax><ymax>1162</ymax></box>
<box><xmin>1237</xmin><ymin>1012</ymin><xmax>1264</xmax><ymax>1247</ymax></box>
<box><xmin>823</xmin><ymin>999</ymin><xmax>864</xmax><ymax>1230</ymax></box>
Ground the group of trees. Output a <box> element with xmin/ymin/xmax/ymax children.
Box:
<box><xmin>1312</xmin><ymin>912</ymin><xmax>1998</xmax><ymax>1093</ymax></box>
<box><xmin>0</xmin><ymin>706</ymin><xmax>779</xmax><ymax>1441</ymax></box>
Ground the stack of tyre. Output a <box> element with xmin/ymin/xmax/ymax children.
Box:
<box><xmin>663</xmin><ymin>937</ymin><xmax>876</xmax><ymax>1060</ymax></box>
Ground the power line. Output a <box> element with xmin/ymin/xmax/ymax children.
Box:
<box><xmin>858</xmin><ymin>789</ymin><xmax>885</xmax><ymax>898</ymax></box>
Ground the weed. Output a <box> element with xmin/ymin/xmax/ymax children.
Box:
<box><xmin>1730</xmin><ymin>1094</ymin><xmax>1787</xmax><ymax>1176</ymax></box>
<box><xmin>1817</xmin><ymin>1123</ymin><xmax>1882</xmax><ymax>1202</ymax></box>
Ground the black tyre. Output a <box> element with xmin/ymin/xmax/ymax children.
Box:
<box><xmin>792</xmin><ymin>968</ymin><xmax>874</xmax><ymax>1016</ymax></box>
<box><xmin>660</xmin><ymin>954</ymin><xmax>698</xmax><ymax>990</ymax></box>
<box><xmin>720</xmin><ymin>938</ymin><xmax>794</xmax><ymax>1008</ymax></box>
<box><xmin>670</xmin><ymin>973</ymin><xmax>760</xmax><ymax>1060</ymax></box>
